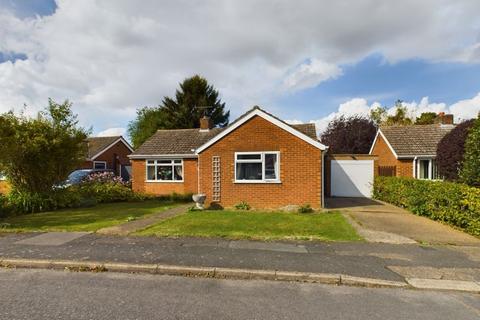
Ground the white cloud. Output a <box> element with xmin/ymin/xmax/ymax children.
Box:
<box><xmin>449</xmin><ymin>93</ymin><xmax>480</xmax><ymax>121</ymax></box>
<box><xmin>282</xmin><ymin>59</ymin><xmax>342</xmax><ymax>92</ymax></box>
<box><xmin>311</xmin><ymin>93</ymin><xmax>480</xmax><ymax>135</ymax></box>
<box><xmin>96</xmin><ymin>127</ymin><xmax>126</xmax><ymax>137</ymax></box>
<box><xmin>0</xmin><ymin>0</ymin><xmax>480</xmax><ymax>133</ymax></box>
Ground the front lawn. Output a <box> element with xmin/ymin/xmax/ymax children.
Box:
<box><xmin>135</xmin><ymin>210</ymin><xmax>362</xmax><ymax>241</ymax></box>
<box><xmin>0</xmin><ymin>201</ymin><xmax>179</xmax><ymax>232</ymax></box>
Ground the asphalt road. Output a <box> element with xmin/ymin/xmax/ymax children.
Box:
<box><xmin>1</xmin><ymin>269</ymin><xmax>479</xmax><ymax>320</ymax></box>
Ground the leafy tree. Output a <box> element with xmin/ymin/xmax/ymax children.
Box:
<box><xmin>459</xmin><ymin>116</ymin><xmax>480</xmax><ymax>186</ymax></box>
<box><xmin>0</xmin><ymin>99</ymin><xmax>89</xmax><ymax>193</ymax></box>
<box><xmin>370</xmin><ymin>106</ymin><xmax>387</xmax><ymax>126</ymax></box>
<box><xmin>436</xmin><ymin>119</ymin><xmax>474</xmax><ymax>181</ymax></box>
<box><xmin>385</xmin><ymin>100</ymin><xmax>413</xmax><ymax>126</ymax></box>
<box><xmin>128</xmin><ymin>107</ymin><xmax>167</xmax><ymax>149</ymax></box>
<box><xmin>320</xmin><ymin>115</ymin><xmax>377</xmax><ymax>153</ymax></box>
<box><xmin>128</xmin><ymin>75</ymin><xmax>230</xmax><ymax>148</ymax></box>
<box><xmin>415</xmin><ymin>112</ymin><xmax>437</xmax><ymax>125</ymax></box>
<box><xmin>370</xmin><ymin>100</ymin><xmax>413</xmax><ymax>126</ymax></box>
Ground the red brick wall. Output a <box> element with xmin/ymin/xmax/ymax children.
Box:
<box><xmin>370</xmin><ymin>134</ymin><xmax>413</xmax><ymax>178</ymax></box>
<box><xmin>80</xmin><ymin>141</ymin><xmax>132</xmax><ymax>174</ymax></box>
<box><xmin>198</xmin><ymin>115</ymin><xmax>323</xmax><ymax>209</ymax></box>
<box><xmin>131</xmin><ymin>158</ymin><xmax>198</xmax><ymax>195</ymax></box>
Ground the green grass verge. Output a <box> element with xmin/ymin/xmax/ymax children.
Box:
<box><xmin>0</xmin><ymin>201</ymin><xmax>179</xmax><ymax>232</ymax></box>
<box><xmin>135</xmin><ymin>210</ymin><xmax>362</xmax><ymax>241</ymax></box>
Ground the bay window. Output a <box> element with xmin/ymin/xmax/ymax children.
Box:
<box><xmin>235</xmin><ymin>152</ymin><xmax>280</xmax><ymax>183</ymax></box>
<box><xmin>146</xmin><ymin>159</ymin><xmax>183</xmax><ymax>182</ymax></box>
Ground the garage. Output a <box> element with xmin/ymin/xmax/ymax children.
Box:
<box><xmin>326</xmin><ymin>155</ymin><xmax>376</xmax><ymax>198</ymax></box>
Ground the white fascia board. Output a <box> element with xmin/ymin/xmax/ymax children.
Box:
<box><xmin>128</xmin><ymin>154</ymin><xmax>198</xmax><ymax>159</ymax></box>
<box><xmin>195</xmin><ymin>109</ymin><xmax>327</xmax><ymax>154</ymax></box>
<box><xmin>90</xmin><ymin>137</ymin><xmax>134</xmax><ymax>160</ymax></box>
<box><xmin>369</xmin><ymin>129</ymin><xmax>399</xmax><ymax>159</ymax></box>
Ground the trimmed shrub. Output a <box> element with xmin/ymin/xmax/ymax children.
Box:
<box><xmin>436</xmin><ymin>119</ymin><xmax>474</xmax><ymax>181</ymax></box>
<box><xmin>460</xmin><ymin>117</ymin><xmax>480</xmax><ymax>186</ymax></box>
<box><xmin>156</xmin><ymin>192</ymin><xmax>193</xmax><ymax>203</ymax></box>
<box><xmin>373</xmin><ymin>177</ymin><xmax>480</xmax><ymax>236</ymax></box>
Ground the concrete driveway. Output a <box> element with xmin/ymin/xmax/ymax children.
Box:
<box><xmin>326</xmin><ymin>197</ymin><xmax>480</xmax><ymax>246</ymax></box>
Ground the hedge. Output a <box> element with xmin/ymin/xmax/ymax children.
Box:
<box><xmin>373</xmin><ymin>176</ymin><xmax>480</xmax><ymax>237</ymax></box>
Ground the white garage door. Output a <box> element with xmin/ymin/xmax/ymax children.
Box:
<box><xmin>331</xmin><ymin>160</ymin><xmax>374</xmax><ymax>198</ymax></box>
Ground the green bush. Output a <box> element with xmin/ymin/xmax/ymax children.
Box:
<box><xmin>76</xmin><ymin>182</ymin><xmax>140</xmax><ymax>203</ymax></box>
<box><xmin>373</xmin><ymin>176</ymin><xmax>480</xmax><ymax>236</ymax></box>
<box><xmin>6</xmin><ymin>189</ymin><xmax>81</xmax><ymax>215</ymax></box>
<box><xmin>234</xmin><ymin>201</ymin><xmax>251</xmax><ymax>210</ymax></box>
<box><xmin>298</xmin><ymin>204</ymin><xmax>314</xmax><ymax>213</ymax></box>
<box><xmin>460</xmin><ymin>116</ymin><xmax>480</xmax><ymax>186</ymax></box>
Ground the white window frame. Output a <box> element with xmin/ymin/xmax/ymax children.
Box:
<box><xmin>234</xmin><ymin>151</ymin><xmax>280</xmax><ymax>184</ymax></box>
<box><xmin>93</xmin><ymin>161</ymin><xmax>107</xmax><ymax>170</ymax></box>
<box><xmin>416</xmin><ymin>158</ymin><xmax>440</xmax><ymax>180</ymax></box>
<box><xmin>145</xmin><ymin>159</ymin><xmax>184</xmax><ymax>183</ymax></box>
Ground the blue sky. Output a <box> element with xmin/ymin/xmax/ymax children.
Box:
<box><xmin>0</xmin><ymin>1</ymin><xmax>479</xmax><ymax>136</ymax></box>
<box><xmin>277</xmin><ymin>55</ymin><xmax>480</xmax><ymax>122</ymax></box>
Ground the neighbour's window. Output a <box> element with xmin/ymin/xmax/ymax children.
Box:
<box><xmin>417</xmin><ymin>158</ymin><xmax>440</xmax><ymax>180</ymax></box>
<box><xmin>146</xmin><ymin>159</ymin><xmax>183</xmax><ymax>182</ymax></box>
<box><xmin>235</xmin><ymin>152</ymin><xmax>279</xmax><ymax>183</ymax></box>
<box><xmin>93</xmin><ymin>161</ymin><xmax>107</xmax><ymax>170</ymax></box>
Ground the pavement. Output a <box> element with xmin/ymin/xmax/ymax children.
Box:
<box><xmin>1</xmin><ymin>268</ymin><xmax>480</xmax><ymax>320</ymax></box>
<box><xmin>1</xmin><ymin>231</ymin><xmax>480</xmax><ymax>292</ymax></box>
<box><xmin>326</xmin><ymin>197</ymin><xmax>480</xmax><ymax>246</ymax></box>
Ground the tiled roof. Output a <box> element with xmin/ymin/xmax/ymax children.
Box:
<box><xmin>380</xmin><ymin>124</ymin><xmax>454</xmax><ymax>157</ymax></box>
<box><xmin>291</xmin><ymin>123</ymin><xmax>317</xmax><ymax>140</ymax></box>
<box><xmin>132</xmin><ymin>128</ymin><xmax>224</xmax><ymax>155</ymax></box>
<box><xmin>86</xmin><ymin>136</ymin><xmax>121</xmax><ymax>159</ymax></box>
<box><xmin>131</xmin><ymin>107</ymin><xmax>319</xmax><ymax>156</ymax></box>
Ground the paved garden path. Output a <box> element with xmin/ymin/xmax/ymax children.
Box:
<box><xmin>97</xmin><ymin>204</ymin><xmax>191</xmax><ymax>236</ymax></box>
<box><xmin>326</xmin><ymin>197</ymin><xmax>480</xmax><ymax>246</ymax></box>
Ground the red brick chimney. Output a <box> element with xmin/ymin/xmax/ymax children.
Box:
<box><xmin>435</xmin><ymin>112</ymin><xmax>454</xmax><ymax>125</ymax></box>
<box><xmin>199</xmin><ymin>116</ymin><xmax>213</xmax><ymax>131</ymax></box>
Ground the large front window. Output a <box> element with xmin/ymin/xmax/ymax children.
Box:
<box><xmin>146</xmin><ymin>159</ymin><xmax>183</xmax><ymax>182</ymax></box>
<box><xmin>235</xmin><ymin>152</ymin><xmax>280</xmax><ymax>183</ymax></box>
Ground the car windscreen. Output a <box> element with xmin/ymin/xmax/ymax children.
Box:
<box><xmin>67</xmin><ymin>170</ymin><xmax>89</xmax><ymax>184</ymax></box>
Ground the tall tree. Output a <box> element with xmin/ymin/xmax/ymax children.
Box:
<box><xmin>459</xmin><ymin>116</ymin><xmax>480</xmax><ymax>186</ymax></box>
<box><xmin>128</xmin><ymin>107</ymin><xmax>167</xmax><ymax>149</ymax></box>
<box><xmin>0</xmin><ymin>99</ymin><xmax>89</xmax><ymax>193</ymax></box>
<box><xmin>128</xmin><ymin>75</ymin><xmax>230</xmax><ymax>148</ymax></box>
<box><xmin>415</xmin><ymin>112</ymin><xmax>437</xmax><ymax>125</ymax></box>
<box><xmin>320</xmin><ymin>115</ymin><xmax>377</xmax><ymax>154</ymax></box>
<box><xmin>370</xmin><ymin>100</ymin><xmax>414</xmax><ymax>126</ymax></box>
<box><xmin>436</xmin><ymin>119</ymin><xmax>474</xmax><ymax>181</ymax></box>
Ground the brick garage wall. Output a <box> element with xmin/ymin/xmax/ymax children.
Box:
<box><xmin>370</xmin><ymin>134</ymin><xmax>413</xmax><ymax>178</ymax></box>
<box><xmin>131</xmin><ymin>158</ymin><xmax>198</xmax><ymax>195</ymax></box>
<box><xmin>198</xmin><ymin>115</ymin><xmax>323</xmax><ymax>209</ymax></box>
<box><xmin>324</xmin><ymin>154</ymin><xmax>378</xmax><ymax>197</ymax></box>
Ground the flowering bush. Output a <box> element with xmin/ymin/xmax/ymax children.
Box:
<box><xmin>77</xmin><ymin>172</ymin><xmax>140</xmax><ymax>203</ymax></box>
<box><xmin>81</xmin><ymin>172</ymin><xmax>127</xmax><ymax>185</ymax></box>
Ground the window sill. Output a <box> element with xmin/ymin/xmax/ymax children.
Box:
<box><xmin>145</xmin><ymin>180</ymin><xmax>184</xmax><ymax>183</ymax></box>
<box><xmin>234</xmin><ymin>180</ymin><xmax>281</xmax><ymax>184</ymax></box>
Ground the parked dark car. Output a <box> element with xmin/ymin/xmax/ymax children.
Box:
<box><xmin>61</xmin><ymin>169</ymin><xmax>114</xmax><ymax>187</ymax></box>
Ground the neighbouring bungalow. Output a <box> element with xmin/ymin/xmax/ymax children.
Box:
<box><xmin>369</xmin><ymin>113</ymin><xmax>455</xmax><ymax>179</ymax></box>
<box><xmin>80</xmin><ymin>136</ymin><xmax>134</xmax><ymax>180</ymax></box>
<box><xmin>129</xmin><ymin>107</ymin><xmax>328</xmax><ymax>209</ymax></box>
